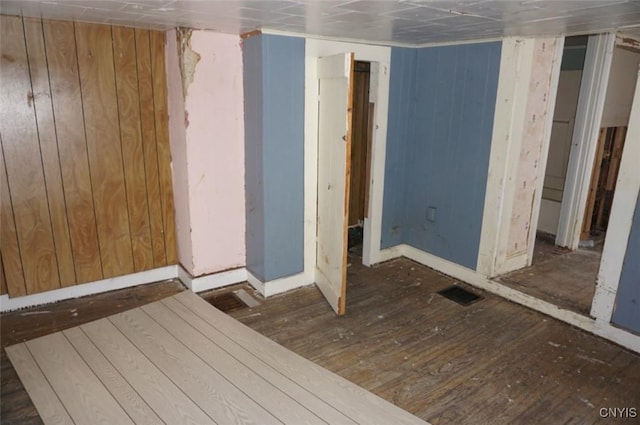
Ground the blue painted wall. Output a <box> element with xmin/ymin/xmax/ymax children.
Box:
<box><xmin>612</xmin><ymin>191</ymin><xmax>640</xmax><ymax>334</ymax></box>
<box><xmin>243</xmin><ymin>35</ymin><xmax>266</xmax><ymax>280</ymax></box>
<box><xmin>381</xmin><ymin>47</ymin><xmax>415</xmax><ymax>249</ymax></box>
<box><xmin>243</xmin><ymin>34</ymin><xmax>305</xmax><ymax>282</ymax></box>
<box><xmin>382</xmin><ymin>42</ymin><xmax>501</xmax><ymax>269</ymax></box>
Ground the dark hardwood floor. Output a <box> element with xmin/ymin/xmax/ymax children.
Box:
<box><xmin>496</xmin><ymin>233</ymin><xmax>601</xmax><ymax>315</ymax></box>
<box><xmin>1</xmin><ymin>257</ymin><xmax>639</xmax><ymax>424</ymax></box>
<box><xmin>233</xmin><ymin>256</ymin><xmax>640</xmax><ymax>425</ymax></box>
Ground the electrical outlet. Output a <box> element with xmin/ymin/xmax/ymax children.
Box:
<box><xmin>427</xmin><ymin>206</ymin><xmax>436</xmax><ymax>222</ymax></box>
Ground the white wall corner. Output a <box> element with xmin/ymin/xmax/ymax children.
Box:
<box><xmin>590</xmin><ymin>284</ymin><xmax>617</xmax><ymax>321</ymax></box>
<box><xmin>526</xmin><ymin>36</ymin><xmax>565</xmax><ymax>264</ymax></box>
<box><xmin>376</xmin><ymin>245</ymin><xmax>405</xmax><ymax>264</ymax></box>
<box><xmin>247</xmin><ymin>271</ymin><xmax>313</xmax><ymax>298</ymax></box>
<box><xmin>477</xmin><ymin>37</ymin><xmax>534</xmax><ymax>278</ymax></box>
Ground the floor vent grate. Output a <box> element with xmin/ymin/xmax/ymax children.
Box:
<box><xmin>437</xmin><ymin>285</ymin><xmax>482</xmax><ymax>306</ymax></box>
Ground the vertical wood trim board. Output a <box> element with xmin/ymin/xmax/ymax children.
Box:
<box><xmin>150</xmin><ymin>31</ymin><xmax>178</xmax><ymax>266</ymax></box>
<box><xmin>0</xmin><ymin>16</ymin><xmax>177</xmax><ymax>298</ymax></box>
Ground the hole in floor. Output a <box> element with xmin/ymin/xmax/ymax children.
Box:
<box><xmin>437</xmin><ymin>285</ymin><xmax>482</xmax><ymax>306</ymax></box>
<box><xmin>201</xmin><ymin>292</ymin><xmax>248</xmax><ymax>313</ymax></box>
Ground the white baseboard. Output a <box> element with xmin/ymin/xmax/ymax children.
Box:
<box><xmin>0</xmin><ymin>265</ymin><xmax>179</xmax><ymax>313</ymax></box>
<box><xmin>247</xmin><ymin>271</ymin><xmax>313</xmax><ymax>297</ymax></box>
<box><xmin>397</xmin><ymin>244</ymin><xmax>640</xmax><ymax>354</ymax></box>
<box><xmin>375</xmin><ymin>245</ymin><xmax>405</xmax><ymax>263</ymax></box>
<box><xmin>178</xmin><ymin>266</ymin><xmax>248</xmax><ymax>293</ymax></box>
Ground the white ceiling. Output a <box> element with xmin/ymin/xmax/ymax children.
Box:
<box><xmin>1</xmin><ymin>1</ymin><xmax>640</xmax><ymax>45</ymax></box>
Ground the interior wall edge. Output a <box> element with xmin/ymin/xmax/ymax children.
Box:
<box><xmin>477</xmin><ymin>37</ymin><xmax>531</xmax><ymax>277</ymax></box>
<box><xmin>165</xmin><ymin>27</ymin><xmax>195</xmax><ymax>274</ymax></box>
<box><xmin>526</xmin><ymin>36</ymin><xmax>566</xmax><ymax>264</ymax></box>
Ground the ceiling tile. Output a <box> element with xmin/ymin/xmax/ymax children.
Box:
<box><xmin>0</xmin><ymin>0</ymin><xmax>638</xmax><ymax>45</ymax></box>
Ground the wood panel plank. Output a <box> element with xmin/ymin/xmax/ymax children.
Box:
<box><xmin>75</xmin><ymin>22</ymin><xmax>134</xmax><ymax>278</ymax></box>
<box><xmin>135</xmin><ymin>29</ymin><xmax>166</xmax><ymax>268</ymax></box>
<box><xmin>26</xmin><ymin>333</ymin><xmax>134</xmax><ymax>424</ymax></box>
<box><xmin>0</xmin><ymin>135</ymin><xmax>26</xmax><ymax>297</ymax></box>
<box><xmin>5</xmin><ymin>343</ymin><xmax>74</xmax><ymax>424</ymax></box>
<box><xmin>349</xmin><ymin>65</ymin><xmax>370</xmax><ymax>226</ymax></box>
<box><xmin>581</xmin><ymin>128</ymin><xmax>607</xmax><ymax>238</ymax></box>
<box><xmin>112</xmin><ymin>26</ymin><xmax>153</xmax><ymax>272</ymax></box>
<box><xmin>150</xmin><ymin>30</ymin><xmax>178</xmax><ymax>265</ymax></box>
<box><xmin>111</xmin><ymin>308</ymin><xmax>280</xmax><ymax>425</ymax></box>
<box><xmin>0</xmin><ymin>15</ymin><xmax>60</xmax><ymax>294</ymax></box>
<box><xmin>0</xmin><ymin>255</ymin><xmax>6</xmax><ymax>295</ymax></box>
<box><xmin>605</xmin><ymin>126</ymin><xmax>626</xmax><ymax>191</ymax></box>
<box><xmin>42</xmin><ymin>19</ymin><xmax>103</xmax><ymax>284</ymax></box>
<box><xmin>23</xmin><ymin>17</ymin><xmax>76</xmax><ymax>287</ymax></box>
<box><xmin>143</xmin><ymin>301</ymin><xmax>329</xmax><ymax>425</ymax></box>
<box><xmin>174</xmin><ymin>291</ymin><xmax>428</xmax><ymax>425</ymax></box>
<box><xmin>81</xmin><ymin>318</ymin><xmax>217</xmax><ymax>425</ymax></box>
<box><xmin>63</xmin><ymin>327</ymin><xmax>163</xmax><ymax>425</ymax></box>
<box><xmin>160</xmin><ymin>298</ymin><xmax>357</xmax><ymax>425</ymax></box>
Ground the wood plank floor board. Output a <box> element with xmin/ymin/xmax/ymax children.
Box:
<box><xmin>62</xmin><ymin>327</ymin><xmax>163</xmax><ymax>425</ymax></box>
<box><xmin>4</xmin><ymin>344</ymin><xmax>73</xmax><ymax>425</ymax></box>
<box><xmin>173</xmin><ymin>291</ymin><xmax>427</xmax><ymax>425</ymax></box>
<box><xmin>141</xmin><ymin>301</ymin><xmax>329</xmax><ymax>425</ymax></box>
<box><xmin>25</xmin><ymin>333</ymin><xmax>134</xmax><ymax>424</ymax></box>
<box><xmin>80</xmin><ymin>318</ymin><xmax>217</xmax><ymax>425</ymax></box>
<box><xmin>109</xmin><ymin>309</ymin><xmax>281</xmax><ymax>425</ymax></box>
<box><xmin>160</xmin><ymin>297</ymin><xmax>357</xmax><ymax>425</ymax></box>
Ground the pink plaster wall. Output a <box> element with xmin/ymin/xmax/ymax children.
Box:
<box><xmin>165</xmin><ymin>29</ymin><xmax>194</xmax><ymax>272</ymax></box>
<box><xmin>165</xmin><ymin>29</ymin><xmax>246</xmax><ymax>276</ymax></box>
<box><xmin>184</xmin><ymin>31</ymin><xmax>246</xmax><ymax>276</ymax></box>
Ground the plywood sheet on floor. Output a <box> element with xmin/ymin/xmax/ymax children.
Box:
<box><xmin>5</xmin><ymin>291</ymin><xmax>428</xmax><ymax>425</ymax></box>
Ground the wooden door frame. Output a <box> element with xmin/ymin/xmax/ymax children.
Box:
<box><xmin>303</xmin><ymin>40</ymin><xmax>393</xmax><ymax>293</ymax></box>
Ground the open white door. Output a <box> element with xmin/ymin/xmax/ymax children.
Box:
<box><xmin>316</xmin><ymin>52</ymin><xmax>355</xmax><ymax>315</ymax></box>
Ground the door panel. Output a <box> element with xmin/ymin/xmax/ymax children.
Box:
<box><xmin>316</xmin><ymin>53</ymin><xmax>354</xmax><ymax>315</ymax></box>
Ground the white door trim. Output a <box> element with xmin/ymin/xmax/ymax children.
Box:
<box><xmin>556</xmin><ymin>33</ymin><xmax>616</xmax><ymax>249</ymax></box>
<box><xmin>304</xmin><ymin>39</ymin><xmax>392</xmax><ymax>286</ymax></box>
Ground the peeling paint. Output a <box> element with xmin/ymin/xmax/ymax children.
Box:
<box><xmin>176</xmin><ymin>27</ymin><xmax>201</xmax><ymax>98</ymax></box>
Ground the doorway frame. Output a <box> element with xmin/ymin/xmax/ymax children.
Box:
<box><xmin>303</xmin><ymin>39</ymin><xmax>392</xmax><ymax>287</ymax></box>
<box><xmin>555</xmin><ymin>33</ymin><xmax>616</xmax><ymax>249</ymax></box>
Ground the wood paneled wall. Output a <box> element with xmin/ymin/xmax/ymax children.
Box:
<box><xmin>0</xmin><ymin>16</ymin><xmax>177</xmax><ymax>297</ymax></box>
